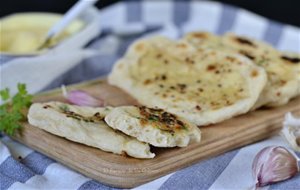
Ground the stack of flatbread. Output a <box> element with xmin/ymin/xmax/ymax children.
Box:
<box><xmin>109</xmin><ymin>32</ymin><xmax>300</xmax><ymax>126</ymax></box>
<box><xmin>28</xmin><ymin>101</ymin><xmax>201</xmax><ymax>159</ymax></box>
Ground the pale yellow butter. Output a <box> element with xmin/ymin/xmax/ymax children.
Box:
<box><xmin>0</xmin><ymin>13</ymin><xmax>84</xmax><ymax>54</ymax></box>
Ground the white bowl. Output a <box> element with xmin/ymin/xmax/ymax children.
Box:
<box><xmin>0</xmin><ymin>6</ymin><xmax>101</xmax><ymax>64</ymax></box>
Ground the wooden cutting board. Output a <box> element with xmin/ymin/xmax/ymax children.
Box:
<box><xmin>12</xmin><ymin>79</ymin><xmax>300</xmax><ymax>188</ymax></box>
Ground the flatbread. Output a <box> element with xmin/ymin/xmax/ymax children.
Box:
<box><xmin>105</xmin><ymin>106</ymin><xmax>201</xmax><ymax>147</ymax></box>
<box><xmin>108</xmin><ymin>36</ymin><xmax>267</xmax><ymax>126</ymax></box>
<box><xmin>279</xmin><ymin>51</ymin><xmax>300</xmax><ymax>95</ymax></box>
<box><xmin>222</xmin><ymin>33</ymin><xmax>299</xmax><ymax>108</ymax></box>
<box><xmin>184</xmin><ymin>32</ymin><xmax>299</xmax><ymax>108</ymax></box>
<box><xmin>28</xmin><ymin>102</ymin><xmax>155</xmax><ymax>159</ymax></box>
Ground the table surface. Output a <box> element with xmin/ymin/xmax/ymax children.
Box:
<box><xmin>1</xmin><ymin>1</ymin><xmax>300</xmax><ymax>190</ymax></box>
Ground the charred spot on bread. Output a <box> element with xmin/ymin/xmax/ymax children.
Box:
<box><xmin>207</xmin><ymin>65</ymin><xmax>216</xmax><ymax>71</ymax></box>
<box><xmin>185</xmin><ymin>57</ymin><xmax>195</xmax><ymax>64</ymax></box>
<box><xmin>198</xmin><ymin>88</ymin><xmax>204</xmax><ymax>92</ymax></box>
<box><xmin>281</xmin><ymin>55</ymin><xmax>300</xmax><ymax>64</ymax></box>
<box><xmin>192</xmin><ymin>32</ymin><xmax>208</xmax><ymax>39</ymax></box>
<box><xmin>43</xmin><ymin>105</ymin><xmax>52</xmax><ymax>109</ymax></box>
<box><xmin>280</xmin><ymin>80</ymin><xmax>287</xmax><ymax>86</ymax></box>
<box><xmin>156</xmin><ymin>53</ymin><xmax>162</xmax><ymax>59</ymax></box>
<box><xmin>195</xmin><ymin>105</ymin><xmax>202</xmax><ymax>111</ymax></box>
<box><xmin>235</xmin><ymin>37</ymin><xmax>256</xmax><ymax>47</ymax></box>
<box><xmin>239</xmin><ymin>50</ymin><xmax>255</xmax><ymax>60</ymax></box>
<box><xmin>225</xmin><ymin>56</ymin><xmax>236</xmax><ymax>62</ymax></box>
<box><xmin>177</xmin><ymin>83</ymin><xmax>187</xmax><ymax>90</ymax></box>
<box><xmin>251</xmin><ymin>70</ymin><xmax>258</xmax><ymax>77</ymax></box>
<box><xmin>144</xmin><ymin>79</ymin><xmax>152</xmax><ymax>85</ymax></box>
<box><xmin>58</xmin><ymin>104</ymin><xmax>104</xmax><ymax>122</ymax></box>
<box><xmin>138</xmin><ymin>106</ymin><xmax>188</xmax><ymax>132</ymax></box>
<box><xmin>94</xmin><ymin>112</ymin><xmax>101</xmax><ymax>117</ymax></box>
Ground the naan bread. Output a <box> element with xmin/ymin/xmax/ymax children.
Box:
<box><xmin>222</xmin><ymin>33</ymin><xmax>299</xmax><ymax>108</ymax></box>
<box><xmin>108</xmin><ymin>36</ymin><xmax>267</xmax><ymax>126</ymax></box>
<box><xmin>28</xmin><ymin>102</ymin><xmax>155</xmax><ymax>159</ymax></box>
<box><xmin>184</xmin><ymin>32</ymin><xmax>299</xmax><ymax>108</ymax></box>
<box><xmin>105</xmin><ymin>106</ymin><xmax>201</xmax><ymax>147</ymax></box>
<box><xmin>279</xmin><ymin>52</ymin><xmax>300</xmax><ymax>95</ymax></box>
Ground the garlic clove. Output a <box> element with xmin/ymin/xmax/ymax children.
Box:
<box><xmin>61</xmin><ymin>85</ymin><xmax>104</xmax><ymax>107</ymax></box>
<box><xmin>252</xmin><ymin>146</ymin><xmax>299</xmax><ymax>187</ymax></box>
<box><xmin>281</xmin><ymin>112</ymin><xmax>300</xmax><ymax>152</ymax></box>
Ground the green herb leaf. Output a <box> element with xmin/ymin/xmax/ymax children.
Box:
<box><xmin>0</xmin><ymin>88</ymin><xmax>10</xmax><ymax>101</ymax></box>
<box><xmin>257</xmin><ymin>59</ymin><xmax>267</xmax><ymax>65</ymax></box>
<box><xmin>0</xmin><ymin>83</ymin><xmax>32</xmax><ymax>135</ymax></box>
<box><xmin>181</xmin><ymin>125</ymin><xmax>188</xmax><ymax>131</ymax></box>
<box><xmin>148</xmin><ymin>115</ymin><xmax>159</xmax><ymax>122</ymax></box>
<box><xmin>59</xmin><ymin>104</ymin><xmax>69</xmax><ymax>112</ymax></box>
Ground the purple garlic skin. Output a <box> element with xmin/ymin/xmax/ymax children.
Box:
<box><xmin>252</xmin><ymin>146</ymin><xmax>299</xmax><ymax>187</ymax></box>
<box><xmin>65</xmin><ymin>90</ymin><xmax>104</xmax><ymax>107</ymax></box>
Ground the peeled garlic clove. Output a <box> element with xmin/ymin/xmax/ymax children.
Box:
<box><xmin>281</xmin><ymin>113</ymin><xmax>300</xmax><ymax>152</ymax></box>
<box><xmin>61</xmin><ymin>85</ymin><xmax>104</xmax><ymax>107</ymax></box>
<box><xmin>252</xmin><ymin>146</ymin><xmax>299</xmax><ymax>187</ymax></box>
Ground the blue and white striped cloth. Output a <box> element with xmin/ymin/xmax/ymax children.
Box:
<box><xmin>1</xmin><ymin>1</ymin><xmax>300</xmax><ymax>189</ymax></box>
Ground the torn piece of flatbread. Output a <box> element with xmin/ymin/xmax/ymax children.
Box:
<box><xmin>184</xmin><ymin>32</ymin><xmax>299</xmax><ymax>109</ymax></box>
<box><xmin>28</xmin><ymin>101</ymin><xmax>155</xmax><ymax>159</ymax></box>
<box><xmin>108</xmin><ymin>36</ymin><xmax>267</xmax><ymax>126</ymax></box>
<box><xmin>105</xmin><ymin>106</ymin><xmax>201</xmax><ymax>147</ymax></box>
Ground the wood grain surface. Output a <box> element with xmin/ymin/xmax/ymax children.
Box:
<box><xmin>12</xmin><ymin>79</ymin><xmax>300</xmax><ymax>188</ymax></box>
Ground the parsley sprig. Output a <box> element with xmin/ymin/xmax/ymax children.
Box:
<box><xmin>0</xmin><ymin>83</ymin><xmax>32</xmax><ymax>135</ymax></box>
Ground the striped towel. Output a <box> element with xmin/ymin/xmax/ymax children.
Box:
<box><xmin>1</xmin><ymin>1</ymin><xmax>300</xmax><ymax>189</ymax></box>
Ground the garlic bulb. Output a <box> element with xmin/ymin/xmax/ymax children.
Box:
<box><xmin>252</xmin><ymin>146</ymin><xmax>299</xmax><ymax>187</ymax></box>
<box><xmin>61</xmin><ymin>85</ymin><xmax>105</xmax><ymax>107</ymax></box>
<box><xmin>281</xmin><ymin>113</ymin><xmax>300</xmax><ymax>152</ymax></box>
